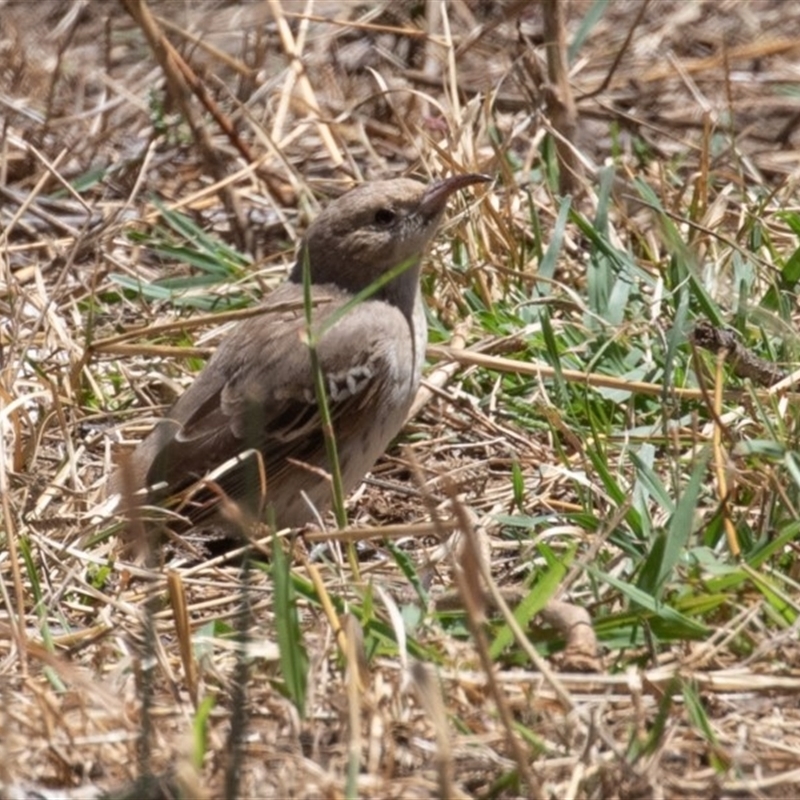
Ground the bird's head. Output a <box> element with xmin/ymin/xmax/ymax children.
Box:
<box><xmin>291</xmin><ymin>174</ymin><xmax>489</xmax><ymax>315</ymax></box>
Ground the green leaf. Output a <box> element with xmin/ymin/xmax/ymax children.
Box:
<box><xmin>271</xmin><ymin>533</ymin><xmax>309</xmax><ymax>716</ymax></box>
<box><xmin>683</xmin><ymin>681</ymin><xmax>727</xmax><ymax>772</ymax></box>
<box><xmin>490</xmin><ymin>543</ymin><xmax>572</xmax><ymax>658</ymax></box>
<box><xmin>537</xmin><ymin>196</ymin><xmax>571</xmax><ymax>293</ymax></box>
<box><xmin>568</xmin><ymin>0</ymin><xmax>609</xmax><ymax>62</ymax></box>
<box><xmin>637</xmin><ymin>453</ymin><xmax>708</xmax><ymax>598</ymax></box>
<box><xmin>589</xmin><ymin>565</ymin><xmax>710</xmax><ymax>639</ymax></box>
<box><xmin>192</xmin><ymin>696</ymin><xmax>215</xmax><ymax>769</ymax></box>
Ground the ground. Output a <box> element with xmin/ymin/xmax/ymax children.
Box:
<box><xmin>3</xmin><ymin>1</ymin><xmax>800</xmax><ymax>798</ymax></box>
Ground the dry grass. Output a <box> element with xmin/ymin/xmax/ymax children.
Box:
<box><xmin>4</xmin><ymin>0</ymin><xmax>800</xmax><ymax>797</ymax></box>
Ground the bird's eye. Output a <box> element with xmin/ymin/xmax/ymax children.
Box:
<box><xmin>374</xmin><ymin>208</ymin><xmax>396</xmax><ymax>226</ymax></box>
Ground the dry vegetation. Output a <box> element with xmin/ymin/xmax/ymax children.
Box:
<box><xmin>3</xmin><ymin>0</ymin><xmax>800</xmax><ymax>797</ymax></box>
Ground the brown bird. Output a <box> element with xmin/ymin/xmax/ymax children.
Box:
<box><xmin>113</xmin><ymin>173</ymin><xmax>489</xmax><ymax>533</ymax></box>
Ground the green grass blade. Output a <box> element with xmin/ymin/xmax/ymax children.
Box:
<box><xmin>272</xmin><ymin>533</ymin><xmax>309</xmax><ymax>716</ymax></box>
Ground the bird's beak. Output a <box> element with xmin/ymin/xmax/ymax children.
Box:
<box><xmin>419</xmin><ymin>173</ymin><xmax>491</xmax><ymax>217</ymax></box>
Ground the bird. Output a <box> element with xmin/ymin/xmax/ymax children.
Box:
<box><xmin>112</xmin><ymin>173</ymin><xmax>489</xmax><ymax>535</ymax></box>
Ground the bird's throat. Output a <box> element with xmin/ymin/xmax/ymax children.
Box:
<box><xmin>380</xmin><ymin>259</ymin><xmax>422</xmax><ymax>323</ymax></box>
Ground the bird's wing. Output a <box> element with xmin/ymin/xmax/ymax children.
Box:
<box><xmin>143</xmin><ymin>286</ymin><xmax>413</xmax><ymax>501</ymax></box>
